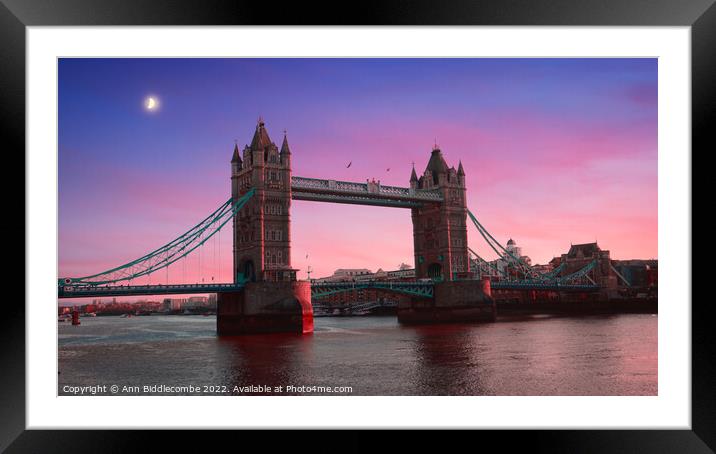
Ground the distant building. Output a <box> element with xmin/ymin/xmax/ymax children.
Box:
<box><xmin>356</xmin><ymin>269</ymin><xmax>385</xmax><ymax>281</ymax></box>
<box><xmin>548</xmin><ymin>256</ymin><xmax>562</xmax><ymax>268</ymax></box>
<box><xmin>313</xmin><ymin>268</ymin><xmax>373</xmax><ymax>283</ymax></box>
<box><xmin>612</xmin><ymin>259</ymin><xmax>658</xmax><ymax>289</ymax></box>
<box><xmin>313</xmin><ymin>265</ymin><xmax>418</xmax><ymax>284</ymax></box>
<box><xmin>531</xmin><ymin>263</ymin><xmax>553</xmax><ymax>274</ymax></box>
<box><xmin>386</xmin><ymin>265</ymin><xmax>415</xmax><ymax>280</ymax></box>
<box><xmin>334</xmin><ymin>269</ymin><xmax>373</xmax><ymax>280</ymax></box>
<box><xmin>161</xmin><ymin>298</ymin><xmax>185</xmax><ymax>311</ymax></box>
<box><xmin>311</xmin><ymin>263</ymin><xmax>418</xmax><ymax>306</ymax></box>
<box><xmin>560</xmin><ymin>242</ymin><xmax>618</xmax><ymax>292</ymax></box>
<box><xmin>185</xmin><ymin>296</ymin><xmax>209</xmax><ymax>309</ymax></box>
<box><xmin>480</xmin><ymin>238</ymin><xmax>533</xmax><ymax>278</ymax></box>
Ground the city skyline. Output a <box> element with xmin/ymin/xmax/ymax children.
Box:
<box><xmin>59</xmin><ymin>58</ymin><xmax>657</xmax><ymax>284</ymax></box>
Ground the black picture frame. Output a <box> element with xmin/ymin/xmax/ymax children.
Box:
<box><xmin>3</xmin><ymin>0</ymin><xmax>710</xmax><ymax>451</ymax></box>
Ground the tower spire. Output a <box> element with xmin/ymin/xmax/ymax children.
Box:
<box><xmin>280</xmin><ymin>129</ymin><xmax>291</xmax><ymax>155</ymax></box>
<box><xmin>231</xmin><ymin>140</ymin><xmax>242</xmax><ymax>164</ymax></box>
<box><xmin>250</xmin><ymin>116</ymin><xmax>272</xmax><ymax>150</ymax></box>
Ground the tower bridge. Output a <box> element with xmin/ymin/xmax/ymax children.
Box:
<box><xmin>59</xmin><ymin>119</ymin><xmax>607</xmax><ymax>335</ymax></box>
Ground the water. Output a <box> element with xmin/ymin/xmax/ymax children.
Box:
<box><xmin>58</xmin><ymin>314</ymin><xmax>657</xmax><ymax>396</ymax></box>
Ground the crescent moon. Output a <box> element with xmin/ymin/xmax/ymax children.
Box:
<box><xmin>146</xmin><ymin>97</ymin><xmax>156</xmax><ymax>109</ymax></box>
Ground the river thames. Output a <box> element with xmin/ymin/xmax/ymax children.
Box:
<box><xmin>58</xmin><ymin>314</ymin><xmax>657</xmax><ymax>396</ymax></box>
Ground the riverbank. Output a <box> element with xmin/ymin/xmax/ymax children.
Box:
<box><xmin>313</xmin><ymin>298</ymin><xmax>657</xmax><ymax>317</ymax></box>
<box><xmin>496</xmin><ymin>298</ymin><xmax>657</xmax><ymax>315</ymax></box>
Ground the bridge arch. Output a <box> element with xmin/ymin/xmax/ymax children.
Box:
<box><xmin>238</xmin><ymin>257</ymin><xmax>256</xmax><ymax>282</ymax></box>
<box><xmin>427</xmin><ymin>263</ymin><xmax>443</xmax><ymax>280</ymax></box>
<box><xmin>311</xmin><ymin>281</ymin><xmax>435</xmax><ymax>300</ymax></box>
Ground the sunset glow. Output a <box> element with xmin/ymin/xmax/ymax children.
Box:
<box><xmin>58</xmin><ymin>58</ymin><xmax>657</xmax><ymax>284</ymax></box>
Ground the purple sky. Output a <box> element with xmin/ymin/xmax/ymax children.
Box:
<box><xmin>59</xmin><ymin>58</ymin><xmax>657</xmax><ymax>284</ymax></box>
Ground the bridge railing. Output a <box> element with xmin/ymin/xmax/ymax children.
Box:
<box><xmin>57</xmin><ymin>282</ymin><xmax>247</xmax><ymax>298</ymax></box>
<box><xmin>292</xmin><ymin>176</ymin><xmax>443</xmax><ymax>202</ymax></box>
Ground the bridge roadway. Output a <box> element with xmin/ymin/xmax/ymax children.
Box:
<box><xmin>58</xmin><ymin>280</ymin><xmax>600</xmax><ymax>299</ymax></box>
<box><xmin>58</xmin><ymin>282</ymin><xmax>246</xmax><ymax>299</ymax></box>
<box><xmin>291</xmin><ymin>176</ymin><xmax>443</xmax><ymax>208</ymax></box>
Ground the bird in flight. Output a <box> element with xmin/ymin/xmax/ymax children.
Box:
<box><xmin>346</xmin><ymin>161</ymin><xmax>352</xmax><ymax>168</ymax></box>
<box><xmin>386</xmin><ymin>168</ymin><xmax>390</xmax><ymax>172</ymax></box>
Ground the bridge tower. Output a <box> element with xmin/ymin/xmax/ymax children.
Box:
<box><xmin>231</xmin><ymin>119</ymin><xmax>296</xmax><ymax>283</ymax></box>
<box><xmin>410</xmin><ymin>146</ymin><xmax>470</xmax><ymax>281</ymax></box>
<box><xmin>219</xmin><ymin>119</ymin><xmax>311</xmax><ymax>336</ymax></box>
<box><xmin>400</xmin><ymin>147</ymin><xmax>493</xmax><ymax>324</ymax></box>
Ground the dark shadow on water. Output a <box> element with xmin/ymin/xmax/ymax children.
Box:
<box><xmin>408</xmin><ymin>323</ymin><xmax>488</xmax><ymax>395</ymax></box>
<box><xmin>496</xmin><ymin>313</ymin><xmax>630</xmax><ymax>324</ymax></box>
<box><xmin>216</xmin><ymin>332</ymin><xmax>315</xmax><ymax>394</ymax></box>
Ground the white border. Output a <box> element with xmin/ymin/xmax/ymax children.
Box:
<box><xmin>27</xmin><ymin>27</ymin><xmax>690</xmax><ymax>429</ymax></box>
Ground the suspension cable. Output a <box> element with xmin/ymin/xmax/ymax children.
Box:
<box><xmin>467</xmin><ymin>208</ymin><xmax>542</xmax><ymax>279</ymax></box>
<box><xmin>60</xmin><ymin>189</ymin><xmax>255</xmax><ymax>287</ymax></box>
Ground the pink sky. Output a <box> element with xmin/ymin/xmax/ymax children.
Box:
<box><xmin>58</xmin><ymin>58</ymin><xmax>657</xmax><ymax>288</ymax></box>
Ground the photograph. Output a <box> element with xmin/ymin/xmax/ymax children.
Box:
<box><xmin>4</xmin><ymin>0</ymin><xmax>710</xmax><ymax>447</ymax></box>
<box><xmin>57</xmin><ymin>57</ymin><xmax>658</xmax><ymax>397</ymax></box>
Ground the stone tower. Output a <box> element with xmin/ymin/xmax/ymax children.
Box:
<box><xmin>231</xmin><ymin>119</ymin><xmax>296</xmax><ymax>283</ymax></box>
<box><xmin>411</xmin><ymin>146</ymin><xmax>469</xmax><ymax>281</ymax></box>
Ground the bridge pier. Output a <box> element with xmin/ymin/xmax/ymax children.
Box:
<box><xmin>217</xmin><ymin>281</ymin><xmax>313</xmax><ymax>335</ymax></box>
<box><xmin>397</xmin><ymin>278</ymin><xmax>496</xmax><ymax>324</ymax></box>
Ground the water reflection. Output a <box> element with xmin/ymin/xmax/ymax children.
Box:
<box><xmin>409</xmin><ymin>324</ymin><xmax>484</xmax><ymax>395</ymax></box>
<box><xmin>58</xmin><ymin>314</ymin><xmax>657</xmax><ymax>396</ymax></box>
<box><xmin>217</xmin><ymin>333</ymin><xmax>315</xmax><ymax>394</ymax></box>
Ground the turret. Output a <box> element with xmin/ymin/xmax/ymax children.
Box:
<box><xmin>250</xmin><ymin>118</ymin><xmax>272</xmax><ymax>151</ymax></box>
<box><xmin>280</xmin><ymin>130</ymin><xmax>291</xmax><ymax>167</ymax></box>
<box><xmin>457</xmin><ymin>160</ymin><xmax>465</xmax><ymax>186</ymax></box>
<box><xmin>422</xmin><ymin>146</ymin><xmax>450</xmax><ymax>187</ymax></box>
<box><xmin>409</xmin><ymin>164</ymin><xmax>418</xmax><ymax>189</ymax></box>
<box><xmin>231</xmin><ymin>142</ymin><xmax>242</xmax><ymax>173</ymax></box>
<box><xmin>250</xmin><ymin>118</ymin><xmax>272</xmax><ymax>167</ymax></box>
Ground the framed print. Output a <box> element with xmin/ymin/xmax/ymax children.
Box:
<box><xmin>4</xmin><ymin>0</ymin><xmax>712</xmax><ymax>451</ymax></box>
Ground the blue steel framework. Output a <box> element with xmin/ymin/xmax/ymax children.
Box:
<box><xmin>311</xmin><ymin>281</ymin><xmax>435</xmax><ymax>299</ymax></box>
<box><xmin>58</xmin><ymin>179</ymin><xmax>601</xmax><ymax>299</ymax></box>
<box><xmin>59</xmin><ymin>189</ymin><xmax>256</xmax><ymax>288</ymax></box>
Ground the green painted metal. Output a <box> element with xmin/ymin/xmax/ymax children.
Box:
<box><xmin>59</xmin><ymin>189</ymin><xmax>255</xmax><ymax>288</ymax></box>
<box><xmin>555</xmin><ymin>259</ymin><xmax>598</xmax><ymax>284</ymax></box>
<box><xmin>467</xmin><ymin>209</ymin><xmax>601</xmax><ymax>288</ymax></box>
<box><xmin>59</xmin><ymin>282</ymin><xmax>245</xmax><ymax>299</ymax></box>
<box><xmin>467</xmin><ymin>209</ymin><xmax>539</xmax><ymax>278</ymax></box>
<box><xmin>311</xmin><ymin>281</ymin><xmax>434</xmax><ymax>299</ymax></box>
<box><xmin>609</xmin><ymin>263</ymin><xmax>632</xmax><ymax>287</ymax></box>
<box><xmin>539</xmin><ymin>261</ymin><xmax>566</xmax><ymax>280</ymax></box>
<box><xmin>468</xmin><ymin>246</ymin><xmax>510</xmax><ymax>279</ymax></box>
